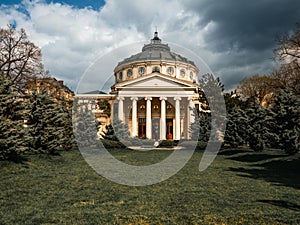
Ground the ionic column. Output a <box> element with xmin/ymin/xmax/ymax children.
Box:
<box><xmin>145</xmin><ymin>97</ymin><xmax>152</xmax><ymax>139</ymax></box>
<box><xmin>189</xmin><ymin>97</ymin><xmax>195</xmax><ymax>124</ymax></box>
<box><xmin>160</xmin><ymin>97</ymin><xmax>167</xmax><ymax>140</ymax></box>
<box><xmin>109</xmin><ymin>99</ymin><xmax>114</xmax><ymax>124</ymax></box>
<box><xmin>117</xmin><ymin>96</ymin><xmax>125</xmax><ymax>121</ymax></box>
<box><xmin>187</xmin><ymin>97</ymin><xmax>194</xmax><ymax>139</ymax></box>
<box><xmin>174</xmin><ymin>97</ymin><xmax>181</xmax><ymax>140</ymax></box>
<box><xmin>131</xmin><ymin>97</ymin><xmax>138</xmax><ymax>137</ymax></box>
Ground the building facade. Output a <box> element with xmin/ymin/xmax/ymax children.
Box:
<box><xmin>25</xmin><ymin>77</ymin><xmax>74</xmax><ymax>101</ymax></box>
<box><xmin>80</xmin><ymin>32</ymin><xmax>201</xmax><ymax>140</ymax></box>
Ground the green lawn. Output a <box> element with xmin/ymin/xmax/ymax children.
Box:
<box><xmin>1</xmin><ymin>148</ymin><xmax>300</xmax><ymax>224</ymax></box>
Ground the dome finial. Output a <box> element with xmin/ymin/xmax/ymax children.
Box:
<box><xmin>152</xmin><ymin>27</ymin><xmax>161</xmax><ymax>43</ymax></box>
<box><xmin>154</xmin><ymin>26</ymin><xmax>158</xmax><ymax>37</ymax></box>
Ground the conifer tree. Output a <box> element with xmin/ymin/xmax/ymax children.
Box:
<box><xmin>245</xmin><ymin>99</ymin><xmax>272</xmax><ymax>151</ymax></box>
<box><xmin>199</xmin><ymin>73</ymin><xmax>226</xmax><ymax>143</ymax></box>
<box><xmin>189</xmin><ymin>112</ymin><xmax>211</xmax><ymax>142</ymax></box>
<box><xmin>72</xmin><ymin>99</ymin><xmax>98</xmax><ymax>148</ymax></box>
<box><xmin>189</xmin><ymin>119</ymin><xmax>201</xmax><ymax>141</ymax></box>
<box><xmin>0</xmin><ymin>72</ymin><xmax>26</xmax><ymax>160</ymax></box>
<box><xmin>111</xmin><ymin>118</ymin><xmax>130</xmax><ymax>141</ymax></box>
<box><xmin>224</xmin><ymin>107</ymin><xmax>247</xmax><ymax>148</ymax></box>
<box><xmin>55</xmin><ymin>100</ymin><xmax>76</xmax><ymax>150</ymax></box>
<box><xmin>26</xmin><ymin>90</ymin><xmax>73</xmax><ymax>154</ymax></box>
<box><xmin>272</xmin><ymin>89</ymin><xmax>300</xmax><ymax>154</ymax></box>
<box><xmin>198</xmin><ymin>112</ymin><xmax>211</xmax><ymax>142</ymax></box>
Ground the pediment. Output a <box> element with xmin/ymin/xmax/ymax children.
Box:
<box><xmin>118</xmin><ymin>75</ymin><xmax>195</xmax><ymax>88</ymax></box>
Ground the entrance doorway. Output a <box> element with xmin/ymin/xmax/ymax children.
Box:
<box><xmin>152</xmin><ymin>118</ymin><xmax>160</xmax><ymax>141</ymax></box>
<box><xmin>166</xmin><ymin>119</ymin><xmax>173</xmax><ymax>140</ymax></box>
<box><xmin>138</xmin><ymin>118</ymin><xmax>146</xmax><ymax>138</ymax></box>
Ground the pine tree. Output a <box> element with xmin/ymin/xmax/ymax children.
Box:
<box><xmin>198</xmin><ymin>112</ymin><xmax>211</xmax><ymax>142</ymax></box>
<box><xmin>224</xmin><ymin>107</ymin><xmax>247</xmax><ymax>148</ymax></box>
<box><xmin>189</xmin><ymin>119</ymin><xmax>201</xmax><ymax>141</ymax></box>
<box><xmin>272</xmin><ymin>89</ymin><xmax>300</xmax><ymax>155</ymax></box>
<box><xmin>55</xmin><ymin>100</ymin><xmax>76</xmax><ymax>150</ymax></box>
<box><xmin>111</xmin><ymin>118</ymin><xmax>130</xmax><ymax>141</ymax></box>
<box><xmin>72</xmin><ymin>99</ymin><xmax>98</xmax><ymax>148</ymax></box>
<box><xmin>26</xmin><ymin>90</ymin><xmax>74</xmax><ymax>154</ymax></box>
<box><xmin>199</xmin><ymin>73</ymin><xmax>226</xmax><ymax>143</ymax></box>
<box><xmin>0</xmin><ymin>72</ymin><xmax>27</xmax><ymax>160</ymax></box>
<box><xmin>189</xmin><ymin>112</ymin><xmax>211</xmax><ymax>142</ymax></box>
<box><xmin>245</xmin><ymin>99</ymin><xmax>271</xmax><ymax>151</ymax></box>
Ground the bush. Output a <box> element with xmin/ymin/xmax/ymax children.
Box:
<box><xmin>158</xmin><ymin>140</ymin><xmax>175</xmax><ymax>148</ymax></box>
<box><xmin>196</xmin><ymin>141</ymin><xmax>208</xmax><ymax>150</ymax></box>
<box><xmin>99</xmin><ymin>139</ymin><xmax>126</xmax><ymax>149</ymax></box>
<box><xmin>179</xmin><ymin>141</ymin><xmax>198</xmax><ymax>148</ymax></box>
<box><xmin>129</xmin><ymin>137</ymin><xmax>154</xmax><ymax>146</ymax></box>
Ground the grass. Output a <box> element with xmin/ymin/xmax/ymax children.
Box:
<box><xmin>1</xmin><ymin>148</ymin><xmax>300</xmax><ymax>224</ymax></box>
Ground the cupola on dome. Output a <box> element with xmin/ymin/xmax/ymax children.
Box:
<box><xmin>114</xmin><ymin>32</ymin><xmax>199</xmax><ymax>84</ymax></box>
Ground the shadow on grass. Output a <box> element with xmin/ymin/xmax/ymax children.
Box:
<box><xmin>4</xmin><ymin>154</ymin><xmax>28</xmax><ymax>164</ymax></box>
<box><xmin>229</xmin><ymin>155</ymin><xmax>300</xmax><ymax>189</ymax></box>
<box><xmin>258</xmin><ymin>200</ymin><xmax>300</xmax><ymax>211</ymax></box>
<box><xmin>219</xmin><ymin>148</ymin><xmax>253</xmax><ymax>156</ymax></box>
<box><xmin>228</xmin><ymin>153</ymin><xmax>287</xmax><ymax>162</ymax></box>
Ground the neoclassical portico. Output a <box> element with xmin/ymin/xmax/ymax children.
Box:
<box><xmin>117</xmin><ymin>96</ymin><xmax>189</xmax><ymax>140</ymax></box>
<box><xmin>113</xmin><ymin>72</ymin><xmax>198</xmax><ymax>140</ymax></box>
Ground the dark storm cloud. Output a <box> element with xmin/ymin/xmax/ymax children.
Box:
<box><xmin>188</xmin><ymin>0</ymin><xmax>300</xmax><ymax>52</ymax></box>
<box><xmin>183</xmin><ymin>0</ymin><xmax>300</xmax><ymax>89</ymax></box>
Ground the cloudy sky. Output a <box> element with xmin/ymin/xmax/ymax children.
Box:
<box><xmin>1</xmin><ymin>0</ymin><xmax>300</xmax><ymax>92</ymax></box>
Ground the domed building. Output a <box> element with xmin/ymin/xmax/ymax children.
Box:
<box><xmin>79</xmin><ymin>32</ymin><xmax>201</xmax><ymax>140</ymax></box>
<box><xmin>109</xmin><ymin>32</ymin><xmax>200</xmax><ymax>140</ymax></box>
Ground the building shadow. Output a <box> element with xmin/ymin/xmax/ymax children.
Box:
<box><xmin>227</xmin><ymin>153</ymin><xmax>287</xmax><ymax>162</ymax></box>
<box><xmin>218</xmin><ymin>148</ymin><xmax>252</xmax><ymax>156</ymax></box>
<box><xmin>257</xmin><ymin>199</ymin><xmax>300</xmax><ymax>211</ymax></box>
<box><xmin>227</xmin><ymin>151</ymin><xmax>300</xmax><ymax>189</ymax></box>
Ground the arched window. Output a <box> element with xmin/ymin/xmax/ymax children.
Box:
<box><xmin>119</xmin><ymin>71</ymin><xmax>123</xmax><ymax>80</ymax></box>
<box><xmin>167</xmin><ymin>67</ymin><xmax>174</xmax><ymax>75</ymax></box>
<box><xmin>189</xmin><ymin>72</ymin><xmax>193</xmax><ymax>80</ymax></box>
<box><xmin>180</xmin><ymin>69</ymin><xmax>186</xmax><ymax>77</ymax></box>
<box><xmin>127</xmin><ymin>69</ymin><xmax>133</xmax><ymax>78</ymax></box>
<box><xmin>138</xmin><ymin>67</ymin><xmax>145</xmax><ymax>75</ymax></box>
<box><xmin>152</xmin><ymin>66</ymin><xmax>160</xmax><ymax>73</ymax></box>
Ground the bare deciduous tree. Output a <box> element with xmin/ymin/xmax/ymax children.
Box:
<box><xmin>271</xmin><ymin>61</ymin><xmax>300</xmax><ymax>96</ymax></box>
<box><xmin>0</xmin><ymin>25</ymin><xmax>46</xmax><ymax>93</ymax></box>
<box><xmin>275</xmin><ymin>23</ymin><xmax>300</xmax><ymax>62</ymax></box>
<box><xmin>237</xmin><ymin>75</ymin><xmax>278</xmax><ymax>101</ymax></box>
<box><xmin>273</xmin><ymin>23</ymin><xmax>300</xmax><ymax>96</ymax></box>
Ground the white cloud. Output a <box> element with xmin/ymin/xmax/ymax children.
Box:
<box><xmin>1</xmin><ymin>0</ymin><xmax>283</xmax><ymax>91</ymax></box>
<box><xmin>0</xmin><ymin>1</ymin><xmax>151</xmax><ymax>90</ymax></box>
<box><xmin>1</xmin><ymin>0</ymin><xmax>207</xmax><ymax>91</ymax></box>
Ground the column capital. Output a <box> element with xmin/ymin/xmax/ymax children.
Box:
<box><xmin>189</xmin><ymin>98</ymin><xmax>194</xmax><ymax>108</ymax></box>
<box><xmin>174</xmin><ymin>96</ymin><xmax>182</xmax><ymax>101</ymax></box>
<box><xmin>117</xmin><ymin>96</ymin><xmax>125</xmax><ymax>101</ymax></box>
<box><xmin>130</xmin><ymin>97</ymin><xmax>138</xmax><ymax>101</ymax></box>
<box><xmin>145</xmin><ymin>97</ymin><xmax>152</xmax><ymax>101</ymax></box>
<box><xmin>159</xmin><ymin>96</ymin><xmax>167</xmax><ymax>101</ymax></box>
